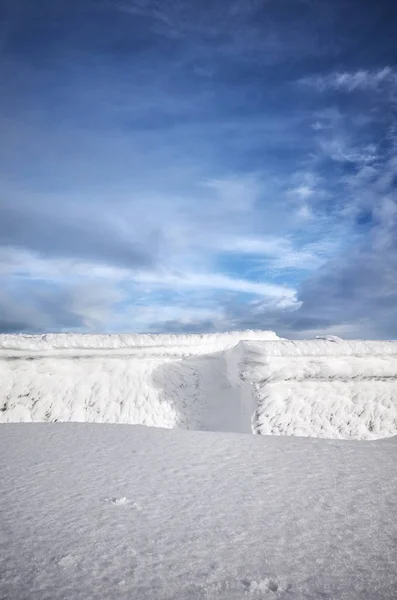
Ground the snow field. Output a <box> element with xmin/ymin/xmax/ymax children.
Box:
<box><xmin>1</xmin><ymin>333</ymin><xmax>397</xmax><ymax>439</ymax></box>
<box><xmin>1</xmin><ymin>423</ymin><xmax>397</xmax><ymax>600</ymax></box>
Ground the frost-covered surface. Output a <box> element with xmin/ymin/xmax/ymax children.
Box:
<box><xmin>0</xmin><ymin>330</ymin><xmax>279</xmax><ymax>355</ymax></box>
<box><xmin>0</xmin><ymin>331</ymin><xmax>277</xmax><ymax>432</ymax></box>
<box><xmin>1</xmin><ymin>333</ymin><xmax>397</xmax><ymax>439</ymax></box>
<box><xmin>0</xmin><ymin>351</ymin><xmax>254</xmax><ymax>433</ymax></box>
<box><xmin>239</xmin><ymin>340</ymin><xmax>397</xmax><ymax>439</ymax></box>
<box><xmin>1</xmin><ymin>423</ymin><xmax>397</xmax><ymax>600</ymax></box>
<box><xmin>243</xmin><ymin>339</ymin><xmax>397</xmax><ymax>357</ymax></box>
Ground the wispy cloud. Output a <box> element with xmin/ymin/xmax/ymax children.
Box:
<box><xmin>219</xmin><ymin>236</ymin><xmax>336</xmax><ymax>271</ymax></box>
<box><xmin>202</xmin><ymin>175</ymin><xmax>262</xmax><ymax>212</ymax></box>
<box><xmin>303</xmin><ymin>67</ymin><xmax>397</xmax><ymax>93</ymax></box>
<box><xmin>134</xmin><ymin>270</ymin><xmax>296</xmax><ymax>301</ymax></box>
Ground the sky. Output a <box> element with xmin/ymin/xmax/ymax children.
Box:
<box><xmin>0</xmin><ymin>0</ymin><xmax>397</xmax><ymax>338</ymax></box>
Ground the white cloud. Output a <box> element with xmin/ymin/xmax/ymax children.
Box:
<box><xmin>319</xmin><ymin>137</ymin><xmax>377</xmax><ymax>164</ymax></box>
<box><xmin>222</xmin><ymin>236</ymin><xmax>288</xmax><ymax>255</ymax></box>
<box><xmin>291</xmin><ymin>185</ymin><xmax>314</xmax><ymax>200</ymax></box>
<box><xmin>303</xmin><ymin>67</ymin><xmax>397</xmax><ymax>93</ymax></box>
<box><xmin>221</xmin><ymin>236</ymin><xmax>335</xmax><ymax>271</ymax></box>
<box><xmin>286</xmin><ymin>170</ymin><xmax>326</xmax><ymax>211</ymax></box>
<box><xmin>0</xmin><ymin>244</ymin><xmax>298</xmax><ymax>334</ymax></box>
<box><xmin>119</xmin><ymin>304</ymin><xmax>223</xmax><ymax>330</ymax></box>
<box><xmin>202</xmin><ymin>174</ymin><xmax>262</xmax><ymax>212</ymax></box>
<box><xmin>133</xmin><ymin>270</ymin><xmax>297</xmax><ymax>302</ymax></box>
<box><xmin>8</xmin><ymin>249</ymin><xmax>296</xmax><ymax>301</ymax></box>
<box><xmin>296</xmin><ymin>204</ymin><xmax>313</xmax><ymax>220</ymax></box>
<box><xmin>67</xmin><ymin>284</ymin><xmax>126</xmax><ymax>329</ymax></box>
<box><xmin>0</xmin><ymin>248</ymin><xmax>128</xmax><ymax>283</ymax></box>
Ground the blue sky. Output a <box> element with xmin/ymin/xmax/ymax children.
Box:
<box><xmin>1</xmin><ymin>0</ymin><xmax>397</xmax><ymax>337</ymax></box>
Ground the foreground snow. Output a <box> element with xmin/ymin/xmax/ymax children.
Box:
<box><xmin>1</xmin><ymin>332</ymin><xmax>397</xmax><ymax>439</ymax></box>
<box><xmin>1</xmin><ymin>423</ymin><xmax>397</xmax><ymax>599</ymax></box>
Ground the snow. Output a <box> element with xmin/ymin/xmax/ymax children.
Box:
<box><xmin>0</xmin><ymin>330</ymin><xmax>280</xmax><ymax>355</ymax></box>
<box><xmin>315</xmin><ymin>335</ymin><xmax>343</xmax><ymax>342</ymax></box>
<box><xmin>0</xmin><ymin>331</ymin><xmax>277</xmax><ymax>432</ymax></box>
<box><xmin>2</xmin><ymin>333</ymin><xmax>397</xmax><ymax>597</ymax></box>
<box><xmin>238</xmin><ymin>340</ymin><xmax>397</xmax><ymax>439</ymax></box>
<box><xmin>1</xmin><ymin>333</ymin><xmax>397</xmax><ymax>439</ymax></box>
<box><xmin>1</xmin><ymin>423</ymin><xmax>397</xmax><ymax>600</ymax></box>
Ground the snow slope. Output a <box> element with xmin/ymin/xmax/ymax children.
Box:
<box><xmin>237</xmin><ymin>340</ymin><xmax>397</xmax><ymax>439</ymax></box>
<box><xmin>1</xmin><ymin>423</ymin><xmax>397</xmax><ymax>600</ymax></box>
<box><xmin>1</xmin><ymin>333</ymin><xmax>397</xmax><ymax>439</ymax></box>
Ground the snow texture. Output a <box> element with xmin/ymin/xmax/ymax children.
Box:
<box><xmin>238</xmin><ymin>340</ymin><xmax>397</xmax><ymax>439</ymax></box>
<box><xmin>1</xmin><ymin>333</ymin><xmax>397</xmax><ymax>439</ymax></box>
<box><xmin>1</xmin><ymin>423</ymin><xmax>397</xmax><ymax>600</ymax></box>
<box><xmin>0</xmin><ymin>331</ymin><xmax>276</xmax><ymax>433</ymax></box>
<box><xmin>0</xmin><ymin>330</ymin><xmax>280</xmax><ymax>354</ymax></box>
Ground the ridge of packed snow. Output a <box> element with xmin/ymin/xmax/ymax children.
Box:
<box><xmin>0</xmin><ymin>330</ymin><xmax>279</xmax><ymax>352</ymax></box>
<box><xmin>0</xmin><ymin>331</ymin><xmax>277</xmax><ymax>433</ymax></box>
<box><xmin>240</xmin><ymin>338</ymin><xmax>397</xmax><ymax>356</ymax></box>
<box><xmin>237</xmin><ymin>340</ymin><xmax>397</xmax><ymax>439</ymax></box>
<box><xmin>1</xmin><ymin>333</ymin><xmax>397</xmax><ymax>440</ymax></box>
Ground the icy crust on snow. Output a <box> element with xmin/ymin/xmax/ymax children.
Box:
<box><xmin>238</xmin><ymin>340</ymin><xmax>397</xmax><ymax>439</ymax></box>
<box><xmin>1</xmin><ymin>424</ymin><xmax>397</xmax><ymax>600</ymax></box>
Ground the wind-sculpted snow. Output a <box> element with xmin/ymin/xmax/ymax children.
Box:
<box><xmin>0</xmin><ymin>331</ymin><xmax>274</xmax><ymax>432</ymax></box>
<box><xmin>0</xmin><ymin>330</ymin><xmax>279</xmax><ymax>355</ymax></box>
<box><xmin>1</xmin><ymin>333</ymin><xmax>397</xmax><ymax>439</ymax></box>
<box><xmin>238</xmin><ymin>340</ymin><xmax>397</xmax><ymax>439</ymax></box>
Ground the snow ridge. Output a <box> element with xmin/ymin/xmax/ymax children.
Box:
<box><xmin>0</xmin><ymin>331</ymin><xmax>275</xmax><ymax>433</ymax></box>
<box><xmin>0</xmin><ymin>330</ymin><xmax>279</xmax><ymax>353</ymax></box>
<box><xmin>238</xmin><ymin>340</ymin><xmax>397</xmax><ymax>439</ymax></box>
<box><xmin>1</xmin><ymin>333</ymin><xmax>397</xmax><ymax>439</ymax></box>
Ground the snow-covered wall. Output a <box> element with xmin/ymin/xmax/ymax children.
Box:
<box><xmin>1</xmin><ymin>333</ymin><xmax>397</xmax><ymax>439</ymax></box>
<box><xmin>0</xmin><ymin>331</ymin><xmax>276</xmax><ymax>432</ymax></box>
<box><xmin>238</xmin><ymin>339</ymin><xmax>397</xmax><ymax>439</ymax></box>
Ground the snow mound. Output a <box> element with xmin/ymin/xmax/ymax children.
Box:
<box><xmin>0</xmin><ymin>331</ymin><xmax>276</xmax><ymax>432</ymax></box>
<box><xmin>315</xmin><ymin>334</ymin><xmax>343</xmax><ymax>342</ymax></box>
<box><xmin>1</xmin><ymin>333</ymin><xmax>397</xmax><ymax>439</ymax></box>
<box><xmin>238</xmin><ymin>340</ymin><xmax>397</xmax><ymax>439</ymax></box>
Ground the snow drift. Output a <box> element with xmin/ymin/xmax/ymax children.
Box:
<box><xmin>238</xmin><ymin>339</ymin><xmax>397</xmax><ymax>439</ymax></box>
<box><xmin>1</xmin><ymin>333</ymin><xmax>397</xmax><ymax>439</ymax></box>
<box><xmin>0</xmin><ymin>331</ymin><xmax>277</xmax><ymax>433</ymax></box>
